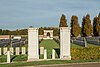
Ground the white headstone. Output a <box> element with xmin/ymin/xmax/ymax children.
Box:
<box><xmin>7</xmin><ymin>51</ymin><xmax>10</xmax><ymax>63</ymax></box>
<box><xmin>0</xmin><ymin>48</ymin><xmax>1</xmax><ymax>55</ymax></box>
<box><xmin>10</xmin><ymin>47</ymin><xmax>14</xmax><ymax>55</ymax></box>
<box><xmin>60</xmin><ymin>27</ymin><xmax>71</xmax><ymax>60</ymax></box>
<box><xmin>16</xmin><ymin>47</ymin><xmax>20</xmax><ymax>55</ymax></box>
<box><xmin>22</xmin><ymin>47</ymin><xmax>26</xmax><ymax>55</ymax></box>
<box><xmin>44</xmin><ymin>49</ymin><xmax>47</xmax><ymax>59</ymax></box>
<box><xmin>52</xmin><ymin>49</ymin><xmax>55</xmax><ymax>59</ymax></box>
<box><xmin>27</xmin><ymin>28</ymin><xmax>39</xmax><ymax>61</ymax></box>
<box><xmin>40</xmin><ymin>47</ymin><xmax>44</xmax><ymax>54</ymax></box>
<box><xmin>3</xmin><ymin>47</ymin><xmax>7</xmax><ymax>55</ymax></box>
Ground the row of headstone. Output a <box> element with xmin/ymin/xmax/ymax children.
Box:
<box><xmin>73</xmin><ymin>40</ymin><xmax>85</xmax><ymax>47</ymax></box>
<box><xmin>72</xmin><ymin>37</ymin><xmax>100</xmax><ymax>46</ymax></box>
<box><xmin>86</xmin><ymin>37</ymin><xmax>100</xmax><ymax>41</ymax></box>
<box><xmin>0</xmin><ymin>47</ymin><xmax>26</xmax><ymax>55</ymax></box>
<box><xmin>40</xmin><ymin>47</ymin><xmax>56</xmax><ymax>59</ymax></box>
<box><xmin>87</xmin><ymin>40</ymin><xmax>100</xmax><ymax>45</ymax></box>
<box><xmin>6</xmin><ymin>48</ymin><xmax>55</xmax><ymax>64</ymax></box>
<box><xmin>76</xmin><ymin>37</ymin><xmax>84</xmax><ymax>41</ymax></box>
<box><xmin>44</xmin><ymin>49</ymin><xmax>56</xmax><ymax>59</ymax></box>
<box><xmin>73</xmin><ymin>37</ymin><xmax>100</xmax><ymax>42</ymax></box>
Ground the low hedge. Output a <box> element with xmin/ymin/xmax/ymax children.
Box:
<box><xmin>71</xmin><ymin>47</ymin><xmax>100</xmax><ymax>60</ymax></box>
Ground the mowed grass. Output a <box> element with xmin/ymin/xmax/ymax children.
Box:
<box><xmin>39</xmin><ymin>39</ymin><xmax>60</xmax><ymax>59</ymax></box>
<box><xmin>39</xmin><ymin>39</ymin><xmax>98</xmax><ymax>49</ymax></box>
<box><xmin>0</xmin><ymin>59</ymin><xmax>100</xmax><ymax>67</ymax></box>
<box><xmin>0</xmin><ymin>39</ymin><xmax>99</xmax><ymax>62</ymax></box>
<box><xmin>39</xmin><ymin>39</ymin><xmax>60</xmax><ymax>49</ymax></box>
<box><xmin>0</xmin><ymin>39</ymin><xmax>100</xmax><ymax>67</ymax></box>
<box><xmin>39</xmin><ymin>39</ymin><xmax>99</xmax><ymax>59</ymax></box>
<box><xmin>0</xmin><ymin>55</ymin><xmax>27</xmax><ymax>62</ymax></box>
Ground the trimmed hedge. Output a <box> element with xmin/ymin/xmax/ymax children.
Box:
<box><xmin>71</xmin><ymin>47</ymin><xmax>100</xmax><ymax>60</ymax></box>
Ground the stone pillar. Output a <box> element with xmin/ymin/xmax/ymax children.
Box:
<box><xmin>10</xmin><ymin>47</ymin><xmax>14</xmax><ymax>55</ymax></box>
<box><xmin>44</xmin><ymin>49</ymin><xmax>47</xmax><ymax>59</ymax></box>
<box><xmin>22</xmin><ymin>47</ymin><xmax>26</xmax><ymax>55</ymax></box>
<box><xmin>3</xmin><ymin>47</ymin><xmax>7</xmax><ymax>55</ymax></box>
<box><xmin>0</xmin><ymin>48</ymin><xmax>1</xmax><ymax>55</ymax></box>
<box><xmin>40</xmin><ymin>47</ymin><xmax>44</xmax><ymax>54</ymax></box>
<box><xmin>27</xmin><ymin>28</ymin><xmax>39</xmax><ymax>61</ymax></box>
<box><xmin>60</xmin><ymin>27</ymin><xmax>71</xmax><ymax>60</ymax></box>
<box><xmin>52</xmin><ymin>49</ymin><xmax>55</xmax><ymax>59</ymax></box>
<box><xmin>16</xmin><ymin>47</ymin><xmax>20</xmax><ymax>55</ymax></box>
<box><xmin>7</xmin><ymin>51</ymin><xmax>10</xmax><ymax>63</ymax></box>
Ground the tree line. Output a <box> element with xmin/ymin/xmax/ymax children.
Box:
<box><xmin>59</xmin><ymin>13</ymin><xmax>100</xmax><ymax>37</ymax></box>
<box><xmin>0</xmin><ymin>29</ymin><xmax>28</xmax><ymax>35</ymax></box>
<box><xmin>0</xmin><ymin>27</ymin><xmax>59</xmax><ymax>36</ymax></box>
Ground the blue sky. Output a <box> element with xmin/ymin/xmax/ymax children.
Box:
<box><xmin>0</xmin><ymin>0</ymin><xmax>100</xmax><ymax>30</ymax></box>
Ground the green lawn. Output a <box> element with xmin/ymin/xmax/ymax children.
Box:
<box><xmin>39</xmin><ymin>39</ymin><xmax>99</xmax><ymax>59</ymax></box>
<box><xmin>39</xmin><ymin>39</ymin><xmax>60</xmax><ymax>49</ymax></box>
<box><xmin>0</xmin><ymin>55</ymin><xmax>27</xmax><ymax>62</ymax></box>
<box><xmin>0</xmin><ymin>59</ymin><xmax>100</xmax><ymax>67</ymax></box>
<box><xmin>40</xmin><ymin>39</ymin><xmax>99</xmax><ymax>49</ymax></box>
<box><xmin>0</xmin><ymin>39</ymin><xmax>100</xmax><ymax>67</ymax></box>
<box><xmin>39</xmin><ymin>39</ymin><xmax>60</xmax><ymax>59</ymax></box>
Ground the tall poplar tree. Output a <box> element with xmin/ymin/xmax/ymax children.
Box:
<box><xmin>71</xmin><ymin>15</ymin><xmax>81</xmax><ymax>37</ymax></box>
<box><xmin>59</xmin><ymin>14</ymin><xmax>68</xmax><ymax>27</ymax></box>
<box><xmin>93</xmin><ymin>13</ymin><xmax>100</xmax><ymax>36</ymax></box>
<box><xmin>82</xmin><ymin>14</ymin><xmax>93</xmax><ymax>37</ymax></box>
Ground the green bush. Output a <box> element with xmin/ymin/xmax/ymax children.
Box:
<box><xmin>71</xmin><ymin>47</ymin><xmax>100</xmax><ymax>60</ymax></box>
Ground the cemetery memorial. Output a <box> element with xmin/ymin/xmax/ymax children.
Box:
<box><xmin>0</xmin><ymin>14</ymin><xmax>100</xmax><ymax>63</ymax></box>
<box><xmin>0</xmin><ymin>27</ymin><xmax>100</xmax><ymax>63</ymax></box>
<box><xmin>27</xmin><ymin>26</ymin><xmax>71</xmax><ymax>61</ymax></box>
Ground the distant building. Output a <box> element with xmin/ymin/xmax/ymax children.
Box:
<box><xmin>0</xmin><ymin>35</ymin><xmax>14</xmax><ymax>39</ymax></box>
<box><xmin>0</xmin><ymin>35</ymin><xmax>21</xmax><ymax>40</ymax></box>
<box><xmin>39</xmin><ymin>30</ymin><xmax>53</xmax><ymax>40</ymax></box>
<box><xmin>13</xmin><ymin>36</ymin><xmax>21</xmax><ymax>39</ymax></box>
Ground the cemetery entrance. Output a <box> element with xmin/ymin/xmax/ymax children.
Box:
<box><xmin>27</xmin><ymin>27</ymin><xmax>71</xmax><ymax>61</ymax></box>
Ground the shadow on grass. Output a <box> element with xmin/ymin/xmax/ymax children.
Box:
<box><xmin>11</xmin><ymin>55</ymin><xmax>17</xmax><ymax>62</ymax></box>
<box><xmin>54</xmin><ymin>48</ymin><xmax>60</xmax><ymax>58</ymax></box>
